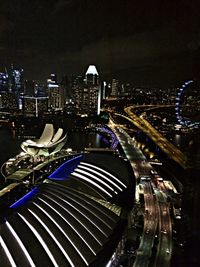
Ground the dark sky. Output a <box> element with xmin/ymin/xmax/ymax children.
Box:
<box><xmin>0</xmin><ymin>0</ymin><xmax>200</xmax><ymax>86</ymax></box>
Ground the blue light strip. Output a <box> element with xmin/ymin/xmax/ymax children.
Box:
<box><xmin>48</xmin><ymin>155</ymin><xmax>84</xmax><ymax>180</ymax></box>
<box><xmin>10</xmin><ymin>187</ymin><xmax>39</xmax><ymax>209</ymax></box>
<box><xmin>96</xmin><ymin>126</ymin><xmax>119</xmax><ymax>149</ymax></box>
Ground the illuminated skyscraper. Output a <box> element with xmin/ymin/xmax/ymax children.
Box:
<box><xmin>0</xmin><ymin>92</ymin><xmax>18</xmax><ymax>110</ymax></box>
<box><xmin>24</xmin><ymin>80</ymin><xmax>35</xmax><ymax>96</ymax></box>
<box><xmin>85</xmin><ymin>65</ymin><xmax>99</xmax><ymax>85</ymax></box>
<box><xmin>72</xmin><ymin>65</ymin><xmax>101</xmax><ymax>115</ymax></box>
<box><xmin>111</xmin><ymin>78</ymin><xmax>120</xmax><ymax>98</ymax></box>
<box><xmin>10</xmin><ymin>64</ymin><xmax>24</xmax><ymax>94</ymax></box>
<box><xmin>47</xmin><ymin>74</ymin><xmax>65</xmax><ymax>111</ymax></box>
<box><xmin>0</xmin><ymin>72</ymin><xmax>9</xmax><ymax>92</ymax></box>
<box><xmin>23</xmin><ymin>96</ymin><xmax>48</xmax><ymax>117</ymax></box>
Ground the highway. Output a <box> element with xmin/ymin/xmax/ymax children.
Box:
<box><xmin>108</xmin><ymin>117</ymin><xmax>173</xmax><ymax>267</ymax></box>
<box><xmin>135</xmin><ymin>181</ymin><xmax>158</xmax><ymax>267</ymax></box>
<box><xmin>114</xmin><ymin>106</ymin><xmax>189</xmax><ymax>168</ymax></box>
<box><xmin>108</xmin><ymin>119</ymin><xmax>158</xmax><ymax>266</ymax></box>
<box><xmin>153</xmin><ymin>187</ymin><xmax>172</xmax><ymax>267</ymax></box>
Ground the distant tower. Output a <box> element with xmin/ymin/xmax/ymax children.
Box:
<box><xmin>10</xmin><ymin>64</ymin><xmax>24</xmax><ymax>94</ymax></box>
<box><xmin>24</xmin><ymin>80</ymin><xmax>35</xmax><ymax>96</ymax></box>
<box><xmin>23</xmin><ymin>96</ymin><xmax>48</xmax><ymax>117</ymax></box>
<box><xmin>102</xmin><ymin>81</ymin><xmax>107</xmax><ymax>100</ymax></box>
<box><xmin>85</xmin><ymin>65</ymin><xmax>99</xmax><ymax>85</ymax></box>
<box><xmin>85</xmin><ymin>65</ymin><xmax>101</xmax><ymax>115</ymax></box>
<box><xmin>111</xmin><ymin>79</ymin><xmax>120</xmax><ymax>98</ymax></box>
<box><xmin>49</xmin><ymin>73</ymin><xmax>58</xmax><ymax>84</ymax></box>
<box><xmin>71</xmin><ymin>65</ymin><xmax>101</xmax><ymax>115</ymax></box>
<box><xmin>0</xmin><ymin>72</ymin><xmax>9</xmax><ymax>92</ymax></box>
<box><xmin>47</xmin><ymin>74</ymin><xmax>64</xmax><ymax>111</ymax></box>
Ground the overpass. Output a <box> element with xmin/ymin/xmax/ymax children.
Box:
<box><xmin>109</xmin><ymin>106</ymin><xmax>188</xmax><ymax>169</ymax></box>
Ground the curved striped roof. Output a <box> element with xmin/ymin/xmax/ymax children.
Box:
<box><xmin>0</xmin><ymin>152</ymin><xmax>135</xmax><ymax>266</ymax></box>
<box><xmin>70</xmin><ymin>161</ymin><xmax>127</xmax><ymax>199</ymax></box>
<box><xmin>0</xmin><ymin>183</ymin><xmax>122</xmax><ymax>267</ymax></box>
<box><xmin>48</xmin><ymin>153</ymin><xmax>130</xmax><ymax>202</ymax></box>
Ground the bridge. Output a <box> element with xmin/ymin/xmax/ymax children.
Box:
<box><xmin>123</xmin><ymin>106</ymin><xmax>188</xmax><ymax>168</ymax></box>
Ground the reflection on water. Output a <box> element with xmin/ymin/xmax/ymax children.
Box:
<box><xmin>175</xmin><ymin>134</ymin><xmax>181</xmax><ymax>147</ymax></box>
<box><xmin>64</xmin><ymin>131</ymin><xmax>107</xmax><ymax>151</ymax></box>
<box><xmin>0</xmin><ymin>128</ymin><xmax>108</xmax><ymax>169</ymax></box>
<box><xmin>167</xmin><ymin>133</ymin><xmax>190</xmax><ymax>152</ymax></box>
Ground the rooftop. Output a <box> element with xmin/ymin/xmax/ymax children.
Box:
<box><xmin>85</xmin><ymin>65</ymin><xmax>99</xmax><ymax>76</ymax></box>
<box><xmin>0</xmin><ymin>151</ymin><xmax>135</xmax><ymax>266</ymax></box>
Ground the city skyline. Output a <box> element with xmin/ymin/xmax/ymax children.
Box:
<box><xmin>0</xmin><ymin>1</ymin><xmax>200</xmax><ymax>86</ymax></box>
<box><xmin>0</xmin><ymin>2</ymin><xmax>199</xmax><ymax>265</ymax></box>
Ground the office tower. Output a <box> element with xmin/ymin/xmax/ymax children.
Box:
<box><xmin>120</xmin><ymin>83</ymin><xmax>132</xmax><ymax>96</ymax></box>
<box><xmin>47</xmin><ymin>74</ymin><xmax>64</xmax><ymax>111</ymax></box>
<box><xmin>72</xmin><ymin>65</ymin><xmax>101</xmax><ymax>115</ymax></box>
<box><xmin>71</xmin><ymin>74</ymin><xmax>84</xmax><ymax>86</ymax></box>
<box><xmin>65</xmin><ymin>98</ymin><xmax>76</xmax><ymax>115</ymax></box>
<box><xmin>0</xmin><ymin>92</ymin><xmax>18</xmax><ymax>110</ymax></box>
<box><xmin>85</xmin><ymin>65</ymin><xmax>99</xmax><ymax>85</ymax></box>
<box><xmin>10</xmin><ymin>64</ymin><xmax>24</xmax><ymax>94</ymax></box>
<box><xmin>60</xmin><ymin>75</ymin><xmax>69</xmax><ymax>98</ymax></box>
<box><xmin>23</xmin><ymin>96</ymin><xmax>48</xmax><ymax>117</ymax></box>
<box><xmin>102</xmin><ymin>81</ymin><xmax>107</xmax><ymax>100</ymax></box>
<box><xmin>74</xmin><ymin>85</ymin><xmax>100</xmax><ymax>115</ymax></box>
<box><xmin>35</xmin><ymin>83</ymin><xmax>46</xmax><ymax>97</ymax></box>
<box><xmin>0</xmin><ymin>72</ymin><xmax>9</xmax><ymax>92</ymax></box>
<box><xmin>49</xmin><ymin>73</ymin><xmax>58</xmax><ymax>84</ymax></box>
<box><xmin>24</xmin><ymin>80</ymin><xmax>36</xmax><ymax>96</ymax></box>
<box><xmin>111</xmin><ymin>78</ymin><xmax>120</xmax><ymax>98</ymax></box>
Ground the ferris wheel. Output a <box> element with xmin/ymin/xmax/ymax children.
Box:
<box><xmin>175</xmin><ymin>80</ymin><xmax>200</xmax><ymax>128</ymax></box>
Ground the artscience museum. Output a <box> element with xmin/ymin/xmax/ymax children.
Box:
<box><xmin>21</xmin><ymin>124</ymin><xmax>67</xmax><ymax>157</ymax></box>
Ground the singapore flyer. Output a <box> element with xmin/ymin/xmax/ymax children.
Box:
<box><xmin>175</xmin><ymin>80</ymin><xmax>200</xmax><ymax>129</ymax></box>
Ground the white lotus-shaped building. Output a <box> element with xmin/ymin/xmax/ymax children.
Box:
<box><xmin>21</xmin><ymin>123</ymin><xmax>67</xmax><ymax>156</ymax></box>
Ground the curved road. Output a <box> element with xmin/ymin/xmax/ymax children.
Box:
<box><xmin>123</xmin><ymin>106</ymin><xmax>188</xmax><ymax>168</ymax></box>
<box><xmin>108</xmin><ymin>115</ymin><xmax>173</xmax><ymax>267</ymax></box>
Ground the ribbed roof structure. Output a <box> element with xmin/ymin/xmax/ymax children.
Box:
<box><xmin>0</xmin><ymin>183</ymin><xmax>123</xmax><ymax>267</ymax></box>
<box><xmin>0</xmin><ymin>152</ymin><xmax>135</xmax><ymax>266</ymax></box>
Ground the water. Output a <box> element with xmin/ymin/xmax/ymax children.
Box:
<box><xmin>166</xmin><ymin>133</ymin><xmax>191</xmax><ymax>151</ymax></box>
<box><xmin>0</xmin><ymin>124</ymin><xmax>197</xmax><ymax>170</ymax></box>
<box><xmin>0</xmin><ymin>129</ymin><xmax>22</xmax><ymax>167</ymax></box>
<box><xmin>0</xmin><ymin>127</ymin><xmax>108</xmax><ymax>169</ymax></box>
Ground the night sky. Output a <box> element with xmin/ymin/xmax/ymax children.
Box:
<box><xmin>0</xmin><ymin>0</ymin><xmax>200</xmax><ymax>86</ymax></box>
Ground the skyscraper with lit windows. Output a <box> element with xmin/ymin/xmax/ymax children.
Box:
<box><xmin>10</xmin><ymin>64</ymin><xmax>24</xmax><ymax>94</ymax></box>
<box><xmin>0</xmin><ymin>71</ymin><xmax>9</xmax><ymax>92</ymax></box>
<box><xmin>110</xmin><ymin>78</ymin><xmax>120</xmax><ymax>98</ymax></box>
<box><xmin>72</xmin><ymin>65</ymin><xmax>101</xmax><ymax>115</ymax></box>
<box><xmin>47</xmin><ymin>73</ymin><xmax>65</xmax><ymax>111</ymax></box>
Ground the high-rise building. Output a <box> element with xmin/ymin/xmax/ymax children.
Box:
<box><xmin>10</xmin><ymin>65</ymin><xmax>24</xmax><ymax>94</ymax></box>
<box><xmin>23</xmin><ymin>96</ymin><xmax>48</xmax><ymax>117</ymax></box>
<box><xmin>102</xmin><ymin>81</ymin><xmax>107</xmax><ymax>100</ymax></box>
<box><xmin>0</xmin><ymin>92</ymin><xmax>18</xmax><ymax>110</ymax></box>
<box><xmin>47</xmin><ymin>74</ymin><xmax>65</xmax><ymax>111</ymax></box>
<box><xmin>49</xmin><ymin>73</ymin><xmax>58</xmax><ymax>84</ymax></box>
<box><xmin>0</xmin><ymin>72</ymin><xmax>9</xmax><ymax>92</ymax></box>
<box><xmin>110</xmin><ymin>78</ymin><xmax>120</xmax><ymax>98</ymax></box>
<box><xmin>72</xmin><ymin>65</ymin><xmax>101</xmax><ymax>115</ymax></box>
<box><xmin>85</xmin><ymin>65</ymin><xmax>99</xmax><ymax>85</ymax></box>
<box><xmin>24</xmin><ymin>80</ymin><xmax>36</xmax><ymax>96</ymax></box>
<box><xmin>35</xmin><ymin>83</ymin><xmax>46</xmax><ymax>97</ymax></box>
